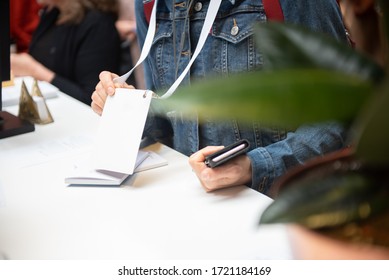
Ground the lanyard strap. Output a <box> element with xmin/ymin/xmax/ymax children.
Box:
<box><xmin>113</xmin><ymin>0</ymin><xmax>158</xmax><ymax>85</ymax></box>
<box><xmin>262</xmin><ymin>0</ymin><xmax>284</xmax><ymax>22</ymax></box>
<box><xmin>115</xmin><ymin>0</ymin><xmax>223</xmax><ymax>99</ymax></box>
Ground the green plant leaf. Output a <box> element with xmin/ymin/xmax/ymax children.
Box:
<box><xmin>156</xmin><ymin>69</ymin><xmax>372</xmax><ymax>127</ymax></box>
<box><xmin>254</xmin><ymin>22</ymin><xmax>385</xmax><ymax>83</ymax></box>
<box><xmin>342</xmin><ymin>0</ymin><xmax>389</xmax><ymax>166</ymax></box>
<box><xmin>353</xmin><ymin>81</ymin><xmax>389</xmax><ymax>166</ymax></box>
<box><xmin>259</xmin><ymin>167</ymin><xmax>389</xmax><ymax>228</ymax></box>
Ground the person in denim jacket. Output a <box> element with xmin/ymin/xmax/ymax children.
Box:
<box><xmin>92</xmin><ymin>0</ymin><xmax>349</xmax><ymax>196</ymax></box>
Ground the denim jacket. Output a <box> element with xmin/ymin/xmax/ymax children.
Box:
<box><xmin>136</xmin><ymin>0</ymin><xmax>348</xmax><ymax>195</ymax></box>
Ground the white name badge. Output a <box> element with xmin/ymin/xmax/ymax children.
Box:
<box><xmin>89</xmin><ymin>0</ymin><xmax>222</xmax><ymax>175</ymax></box>
<box><xmin>91</xmin><ymin>88</ymin><xmax>153</xmax><ymax>174</ymax></box>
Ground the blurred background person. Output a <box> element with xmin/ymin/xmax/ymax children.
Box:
<box><xmin>10</xmin><ymin>0</ymin><xmax>121</xmax><ymax>105</ymax></box>
<box><xmin>339</xmin><ymin>0</ymin><xmax>387</xmax><ymax>66</ymax></box>
<box><xmin>10</xmin><ymin>0</ymin><xmax>42</xmax><ymax>53</ymax></box>
<box><xmin>116</xmin><ymin>0</ymin><xmax>145</xmax><ymax>89</ymax></box>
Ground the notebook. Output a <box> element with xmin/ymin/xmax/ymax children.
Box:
<box><xmin>65</xmin><ymin>150</ymin><xmax>167</xmax><ymax>186</ymax></box>
<box><xmin>65</xmin><ymin>89</ymin><xmax>166</xmax><ymax>186</ymax></box>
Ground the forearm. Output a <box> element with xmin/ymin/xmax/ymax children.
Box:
<box><xmin>247</xmin><ymin>122</ymin><xmax>346</xmax><ymax>195</ymax></box>
<box><xmin>11</xmin><ymin>53</ymin><xmax>55</xmax><ymax>82</ymax></box>
<box><xmin>32</xmin><ymin>61</ymin><xmax>55</xmax><ymax>83</ymax></box>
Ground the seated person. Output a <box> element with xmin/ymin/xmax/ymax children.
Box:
<box><xmin>10</xmin><ymin>0</ymin><xmax>121</xmax><ymax>105</ymax></box>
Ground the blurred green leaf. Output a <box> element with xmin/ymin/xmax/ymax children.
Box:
<box><xmin>254</xmin><ymin>22</ymin><xmax>385</xmax><ymax>83</ymax></box>
<box><xmin>155</xmin><ymin>22</ymin><xmax>382</xmax><ymax>128</ymax></box>
<box><xmin>353</xmin><ymin>81</ymin><xmax>389</xmax><ymax>166</ymax></box>
<box><xmin>157</xmin><ymin>69</ymin><xmax>373</xmax><ymax>127</ymax></box>
<box><xmin>349</xmin><ymin>0</ymin><xmax>389</xmax><ymax>166</ymax></box>
<box><xmin>250</xmin><ymin>1</ymin><xmax>389</xmax><ymax>245</ymax></box>
<box><xmin>259</xmin><ymin>167</ymin><xmax>389</xmax><ymax>228</ymax></box>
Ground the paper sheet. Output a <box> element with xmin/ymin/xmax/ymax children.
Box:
<box><xmin>0</xmin><ymin>133</ymin><xmax>94</xmax><ymax>171</ymax></box>
<box><xmin>90</xmin><ymin>89</ymin><xmax>152</xmax><ymax>174</ymax></box>
<box><xmin>65</xmin><ymin>150</ymin><xmax>149</xmax><ymax>185</ymax></box>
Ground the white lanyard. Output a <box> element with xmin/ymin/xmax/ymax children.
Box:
<box><xmin>114</xmin><ymin>0</ymin><xmax>223</xmax><ymax>99</ymax></box>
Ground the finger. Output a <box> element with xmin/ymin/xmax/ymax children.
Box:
<box><xmin>125</xmin><ymin>84</ymin><xmax>136</xmax><ymax>89</ymax></box>
<box><xmin>189</xmin><ymin>146</ymin><xmax>225</xmax><ymax>191</ymax></box>
<box><xmin>91</xmin><ymin>99</ymin><xmax>103</xmax><ymax>115</ymax></box>
<box><xmin>189</xmin><ymin>146</ymin><xmax>224</xmax><ymax>163</ymax></box>
<box><xmin>189</xmin><ymin>146</ymin><xmax>223</xmax><ymax>178</ymax></box>
<box><xmin>206</xmin><ymin>156</ymin><xmax>252</xmax><ymax>188</ymax></box>
<box><xmin>99</xmin><ymin>71</ymin><xmax>118</xmax><ymax>96</ymax></box>
<box><xmin>92</xmin><ymin>86</ymin><xmax>107</xmax><ymax>107</ymax></box>
<box><xmin>113</xmin><ymin>82</ymin><xmax>135</xmax><ymax>90</ymax></box>
<box><xmin>197</xmin><ymin>167</ymin><xmax>229</xmax><ymax>191</ymax></box>
<box><xmin>95</xmin><ymin>81</ymin><xmax>104</xmax><ymax>92</ymax></box>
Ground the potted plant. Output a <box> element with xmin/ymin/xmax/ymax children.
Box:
<box><xmin>156</xmin><ymin>0</ymin><xmax>389</xmax><ymax>258</ymax></box>
<box><xmin>256</xmin><ymin>0</ymin><xmax>389</xmax><ymax>259</ymax></box>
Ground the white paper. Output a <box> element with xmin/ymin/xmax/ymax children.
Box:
<box><xmin>65</xmin><ymin>150</ymin><xmax>168</xmax><ymax>185</ymax></box>
<box><xmin>135</xmin><ymin>150</ymin><xmax>168</xmax><ymax>172</ymax></box>
<box><xmin>90</xmin><ymin>88</ymin><xmax>152</xmax><ymax>174</ymax></box>
<box><xmin>0</xmin><ymin>133</ymin><xmax>94</xmax><ymax>171</ymax></box>
<box><xmin>65</xmin><ymin>150</ymin><xmax>149</xmax><ymax>185</ymax></box>
<box><xmin>0</xmin><ymin>183</ymin><xmax>5</xmax><ymax>208</ymax></box>
<box><xmin>32</xmin><ymin>95</ymin><xmax>50</xmax><ymax>122</ymax></box>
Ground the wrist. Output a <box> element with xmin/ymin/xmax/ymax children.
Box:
<box><xmin>33</xmin><ymin>63</ymin><xmax>55</xmax><ymax>83</ymax></box>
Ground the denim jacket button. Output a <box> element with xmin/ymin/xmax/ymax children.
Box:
<box><xmin>231</xmin><ymin>25</ymin><xmax>239</xmax><ymax>36</ymax></box>
<box><xmin>194</xmin><ymin>2</ymin><xmax>202</xmax><ymax>12</ymax></box>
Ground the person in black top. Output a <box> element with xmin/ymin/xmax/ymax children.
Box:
<box><xmin>10</xmin><ymin>0</ymin><xmax>121</xmax><ymax>105</ymax></box>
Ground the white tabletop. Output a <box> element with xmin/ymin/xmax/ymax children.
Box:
<box><xmin>0</xmin><ymin>92</ymin><xmax>292</xmax><ymax>260</ymax></box>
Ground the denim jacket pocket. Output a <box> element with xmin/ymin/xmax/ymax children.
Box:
<box><xmin>209</xmin><ymin>6</ymin><xmax>266</xmax><ymax>74</ymax></box>
<box><xmin>212</xmin><ymin>8</ymin><xmax>265</xmax><ymax>44</ymax></box>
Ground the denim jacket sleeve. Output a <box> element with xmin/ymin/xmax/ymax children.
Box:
<box><xmin>247</xmin><ymin>122</ymin><xmax>346</xmax><ymax>195</ymax></box>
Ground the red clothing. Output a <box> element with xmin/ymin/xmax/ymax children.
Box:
<box><xmin>10</xmin><ymin>0</ymin><xmax>41</xmax><ymax>53</ymax></box>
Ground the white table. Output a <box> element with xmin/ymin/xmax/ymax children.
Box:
<box><xmin>0</xmin><ymin>93</ymin><xmax>292</xmax><ymax>260</ymax></box>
